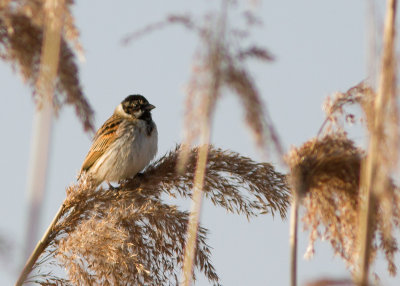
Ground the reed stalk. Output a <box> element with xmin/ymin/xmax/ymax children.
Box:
<box><xmin>357</xmin><ymin>0</ymin><xmax>397</xmax><ymax>285</ymax></box>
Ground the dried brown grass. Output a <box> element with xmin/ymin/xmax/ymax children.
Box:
<box><xmin>288</xmin><ymin>81</ymin><xmax>374</xmax><ymax>286</ymax></box>
<box><xmin>316</xmin><ymin>14</ymin><xmax>400</xmax><ymax>279</ymax></box>
<box><xmin>124</xmin><ymin>4</ymin><xmax>282</xmax><ymax>283</ymax></box>
<box><xmin>22</xmin><ymin>0</ymin><xmax>64</xmax><ymax>276</ymax></box>
<box><xmin>123</xmin><ymin>7</ymin><xmax>281</xmax><ymax>164</ymax></box>
<box><xmin>358</xmin><ymin>1</ymin><xmax>398</xmax><ymax>283</ymax></box>
<box><xmin>319</xmin><ymin>82</ymin><xmax>373</xmax><ymax>135</ymax></box>
<box><xmin>177</xmin><ymin>10</ymin><xmax>280</xmax><ymax>166</ymax></box>
<box><xmin>320</xmin><ymin>79</ymin><xmax>400</xmax><ymax>279</ymax></box>
<box><xmin>286</xmin><ymin>133</ymin><xmax>400</xmax><ymax>279</ymax></box>
<box><xmin>24</xmin><ymin>145</ymin><xmax>289</xmax><ymax>285</ymax></box>
<box><xmin>0</xmin><ymin>0</ymin><xmax>93</xmax><ymax>132</ymax></box>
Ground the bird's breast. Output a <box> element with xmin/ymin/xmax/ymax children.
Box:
<box><xmin>90</xmin><ymin>119</ymin><xmax>158</xmax><ymax>183</ymax></box>
<box><xmin>116</xmin><ymin>120</ymin><xmax>158</xmax><ymax>175</ymax></box>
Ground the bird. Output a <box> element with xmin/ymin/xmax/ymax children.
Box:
<box><xmin>79</xmin><ymin>94</ymin><xmax>158</xmax><ymax>186</ymax></box>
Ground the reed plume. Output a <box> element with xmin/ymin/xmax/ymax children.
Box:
<box><xmin>123</xmin><ymin>3</ymin><xmax>282</xmax><ymax>282</ymax></box>
<box><xmin>357</xmin><ymin>1</ymin><xmax>398</xmax><ymax>284</ymax></box>
<box><xmin>0</xmin><ymin>0</ymin><xmax>93</xmax><ymax>132</ymax></box>
<box><xmin>287</xmin><ymin>132</ymin><xmax>400</xmax><ymax>279</ymax></box>
<box><xmin>20</xmin><ymin>145</ymin><xmax>290</xmax><ymax>285</ymax></box>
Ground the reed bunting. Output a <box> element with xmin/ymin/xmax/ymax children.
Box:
<box><xmin>79</xmin><ymin>95</ymin><xmax>158</xmax><ymax>186</ymax></box>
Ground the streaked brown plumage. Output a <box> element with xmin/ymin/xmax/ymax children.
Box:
<box><xmin>79</xmin><ymin>95</ymin><xmax>158</xmax><ymax>185</ymax></box>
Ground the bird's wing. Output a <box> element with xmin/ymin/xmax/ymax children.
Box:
<box><xmin>80</xmin><ymin>115</ymin><xmax>123</xmax><ymax>172</ymax></box>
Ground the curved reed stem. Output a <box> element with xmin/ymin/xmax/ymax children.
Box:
<box><xmin>289</xmin><ymin>193</ymin><xmax>299</xmax><ymax>286</ymax></box>
<box><xmin>16</xmin><ymin>204</ymin><xmax>65</xmax><ymax>286</ymax></box>
<box><xmin>17</xmin><ymin>0</ymin><xmax>65</xmax><ymax>283</ymax></box>
<box><xmin>358</xmin><ymin>0</ymin><xmax>397</xmax><ymax>284</ymax></box>
<box><xmin>181</xmin><ymin>144</ymin><xmax>209</xmax><ymax>286</ymax></box>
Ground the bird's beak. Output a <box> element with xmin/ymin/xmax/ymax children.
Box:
<box><xmin>145</xmin><ymin>104</ymin><xmax>156</xmax><ymax>110</ymax></box>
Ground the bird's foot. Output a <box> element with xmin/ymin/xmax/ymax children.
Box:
<box><xmin>107</xmin><ymin>182</ymin><xmax>117</xmax><ymax>190</ymax></box>
<box><xmin>135</xmin><ymin>172</ymin><xmax>144</xmax><ymax>179</ymax></box>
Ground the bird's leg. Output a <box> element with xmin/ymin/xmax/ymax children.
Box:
<box><xmin>107</xmin><ymin>181</ymin><xmax>117</xmax><ymax>190</ymax></box>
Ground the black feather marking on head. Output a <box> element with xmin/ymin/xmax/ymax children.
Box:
<box><xmin>122</xmin><ymin>95</ymin><xmax>149</xmax><ymax>105</ymax></box>
<box><xmin>121</xmin><ymin>94</ymin><xmax>149</xmax><ymax>114</ymax></box>
<box><xmin>121</xmin><ymin>95</ymin><xmax>149</xmax><ymax>115</ymax></box>
<box><xmin>121</xmin><ymin>95</ymin><xmax>155</xmax><ymax>128</ymax></box>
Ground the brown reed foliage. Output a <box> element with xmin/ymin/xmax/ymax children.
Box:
<box><xmin>124</xmin><ymin>4</ymin><xmax>282</xmax><ymax>283</ymax></box>
<box><xmin>24</xmin><ymin>145</ymin><xmax>289</xmax><ymax>285</ymax></box>
<box><xmin>123</xmin><ymin>5</ymin><xmax>281</xmax><ymax>162</ymax></box>
<box><xmin>178</xmin><ymin>8</ymin><xmax>281</xmax><ymax>165</ymax></box>
<box><xmin>322</xmin><ymin>80</ymin><xmax>400</xmax><ymax>277</ymax></box>
<box><xmin>357</xmin><ymin>1</ymin><xmax>398</xmax><ymax>283</ymax></box>
<box><xmin>0</xmin><ymin>0</ymin><xmax>94</xmax><ymax>132</ymax></box>
<box><xmin>286</xmin><ymin>132</ymin><xmax>400</xmax><ymax>279</ymax></box>
<box><xmin>319</xmin><ymin>82</ymin><xmax>373</xmax><ymax>135</ymax></box>
<box><xmin>290</xmin><ymin>81</ymin><xmax>372</xmax><ymax>285</ymax></box>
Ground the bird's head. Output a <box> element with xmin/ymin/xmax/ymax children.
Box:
<box><xmin>116</xmin><ymin>94</ymin><xmax>155</xmax><ymax>120</ymax></box>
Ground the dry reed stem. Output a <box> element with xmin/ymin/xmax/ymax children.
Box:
<box><xmin>121</xmin><ymin>15</ymin><xmax>197</xmax><ymax>45</ymax></box>
<box><xmin>0</xmin><ymin>0</ymin><xmax>94</xmax><ymax>132</ymax></box>
<box><xmin>182</xmin><ymin>144</ymin><xmax>210</xmax><ymax>286</ymax></box>
<box><xmin>175</xmin><ymin>4</ymin><xmax>282</xmax><ymax>281</ymax></box>
<box><xmin>24</xmin><ymin>0</ymin><xmax>64</xmax><ymax>265</ymax></box>
<box><xmin>289</xmin><ymin>193</ymin><xmax>299</xmax><ymax>286</ymax></box>
<box><xmin>286</xmin><ymin>133</ymin><xmax>400</xmax><ymax>281</ymax></box>
<box><xmin>23</xmin><ymin>145</ymin><xmax>289</xmax><ymax>285</ymax></box>
<box><xmin>181</xmin><ymin>73</ymin><xmax>215</xmax><ymax>284</ymax></box>
<box><xmin>122</xmin><ymin>12</ymin><xmax>282</xmax><ymax>283</ymax></box>
<box><xmin>16</xmin><ymin>204</ymin><xmax>65</xmax><ymax>286</ymax></box>
<box><xmin>320</xmin><ymin>80</ymin><xmax>400</xmax><ymax>279</ymax></box>
<box><xmin>181</xmin><ymin>2</ymin><xmax>227</xmax><ymax>284</ymax></box>
<box><xmin>177</xmin><ymin>19</ymin><xmax>281</xmax><ymax>169</ymax></box>
<box><xmin>358</xmin><ymin>0</ymin><xmax>398</xmax><ymax>285</ymax></box>
<box><xmin>122</xmin><ymin>5</ymin><xmax>280</xmax><ymax>170</ymax></box>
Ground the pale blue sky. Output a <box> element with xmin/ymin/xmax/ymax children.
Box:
<box><xmin>1</xmin><ymin>1</ymin><xmax>399</xmax><ymax>285</ymax></box>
